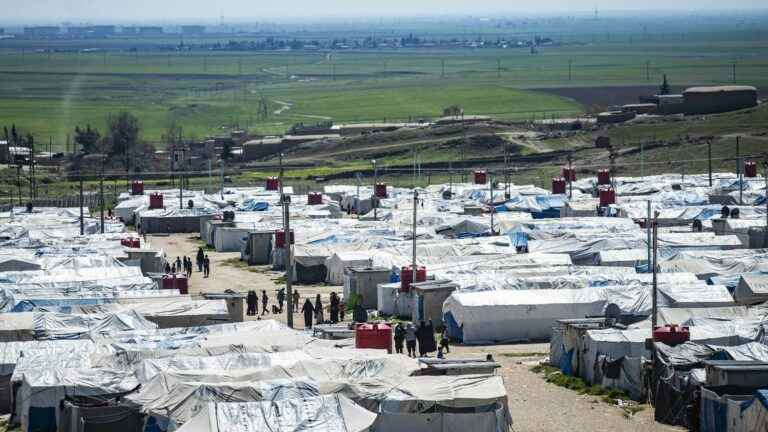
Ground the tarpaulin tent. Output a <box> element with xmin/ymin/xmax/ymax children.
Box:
<box><xmin>177</xmin><ymin>395</ymin><xmax>376</xmax><ymax>432</ymax></box>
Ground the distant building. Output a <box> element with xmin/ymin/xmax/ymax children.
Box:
<box><xmin>180</xmin><ymin>25</ymin><xmax>206</xmax><ymax>35</ymax></box>
<box><xmin>138</xmin><ymin>26</ymin><xmax>164</xmax><ymax>36</ymax></box>
<box><xmin>121</xmin><ymin>26</ymin><xmax>138</xmax><ymax>35</ymax></box>
<box><xmin>683</xmin><ymin>85</ymin><xmax>758</xmax><ymax>115</ymax></box>
<box><xmin>23</xmin><ymin>26</ymin><xmax>60</xmax><ymax>37</ymax></box>
<box><xmin>67</xmin><ymin>25</ymin><xmax>115</xmax><ymax>37</ymax></box>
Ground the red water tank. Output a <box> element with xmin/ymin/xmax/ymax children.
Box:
<box><xmin>374</xmin><ymin>183</ymin><xmax>388</xmax><ymax>198</ymax></box>
<box><xmin>653</xmin><ymin>325</ymin><xmax>690</xmax><ymax>346</ymax></box>
<box><xmin>149</xmin><ymin>193</ymin><xmax>164</xmax><ymax>209</ymax></box>
<box><xmin>175</xmin><ymin>275</ymin><xmax>189</xmax><ymax>295</ymax></box>
<box><xmin>599</xmin><ymin>188</ymin><xmax>616</xmax><ymax>207</ymax></box>
<box><xmin>355</xmin><ymin>323</ymin><xmax>393</xmax><ymax>353</ymax></box>
<box><xmin>120</xmin><ymin>237</ymin><xmax>139</xmax><ymax>248</ymax></box>
<box><xmin>308</xmin><ymin>192</ymin><xmax>323</xmax><ymax>205</ymax></box>
<box><xmin>266</xmin><ymin>177</ymin><xmax>280</xmax><ymax>191</ymax></box>
<box><xmin>161</xmin><ymin>274</ymin><xmax>175</xmax><ymax>290</ymax></box>
<box><xmin>275</xmin><ymin>229</ymin><xmax>295</xmax><ymax>248</ymax></box>
<box><xmin>400</xmin><ymin>265</ymin><xmax>427</xmax><ymax>292</ymax></box>
<box><xmin>131</xmin><ymin>180</ymin><xmax>144</xmax><ymax>195</ymax></box>
<box><xmin>597</xmin><ymin>169</ymin><xmax>611</xmax><ymax>185</ymax></box>
<box><xmin>745</xmin><ymin>161</ymin><xmax>757</xmax><ymax>178</ymax></box>
<box><xmin>562</xmin><ymin>167</ymin><xmax>576</xmax><ymax>181</ymax></box>
<box><xmin>552</xmin><ymin>177</ymin><xmax>566</xmax><ymax>194</ymax></box>
<box><xmin>473</xmin><ymin>170</ymin><xmax>487</xmax><ymax>185</ymax></box>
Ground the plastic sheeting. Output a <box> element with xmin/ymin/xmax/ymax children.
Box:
<box><xmin>177</xmin><ymin>395</ymin><xmax>376</xmax><ymax>432</ymax></box>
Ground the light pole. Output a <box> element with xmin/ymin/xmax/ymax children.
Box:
<box><xmin>372</xmin><ymin>159</ymin><xmax>378</xmax><ymax>221</ymax></box>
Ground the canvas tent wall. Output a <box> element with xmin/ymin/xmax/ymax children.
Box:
<box><xmin>325</xmin><ymin>252</ymin><xmax>374</xmax><ymax>285</ymax></box>
<box><xmin>734</xmin><ymin>274</ymin><xmax>768</xmax><ymax>305</ymax></box>
<box><xmin>366</xmin><ymin>374</ymin><xmax>511</xmax><ymax>432</ymax></box>
<box><xmin>213</xmin><ymin>227</ymin><xmax>251</xmax><ymax>252</ymax></box>
<box><xmin>177</xmin><ymin>395</ymin><xmax>376</xmax><ymax>432</ymax></box>
<box><xmin>443</xmin><ymin>289</ymin><xmax>608</xmax><ymax>344</ymax></box>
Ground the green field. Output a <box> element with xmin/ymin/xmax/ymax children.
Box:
<box><xmin>1</xmin><ymin>20</ymin><xmax>768</xmax><ymax>149</ymax></box>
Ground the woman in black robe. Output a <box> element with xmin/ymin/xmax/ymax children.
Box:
<box><xmin>301</xmin><ymin>298</ymin><xmax>315</xmax><ymax>329</ymax></box>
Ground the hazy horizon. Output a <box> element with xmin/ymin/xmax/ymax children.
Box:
<box><xmin>2</xmin><ymin>0</ymin><xmax>767</xmax><ymax>25</ymax></box>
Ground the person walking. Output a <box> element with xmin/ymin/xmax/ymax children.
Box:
<box><xmin>292</xmin><ymin>290</ymin><xmax>300</xmax><ymax>312</ymax></box>
<box><xmin>422</xmin><ymin>320</ymin><xmax>438</xmax><ymax>356</ymax></box>
<box><xmin>164</xmin><ymin>262</ymin><xmax>171</xmax><ymax>274</ymax></box>
<box><xmin>329</xmin><ymin>292</ymin><xmax>340</xmax><ymax>323</ymax></box>
<box><xmin>203</xmin><ymin>255</ymin><xmax>210</xmax><ymax>278</ymax></box>
<box><xmin>301</xmin><ymin>298</ymin><xmax>315</xmax><ymax>329</ymax></box>
<box><xmin>416</xmin><ymin>321</ymin><xmax>428</xmax><ymax>357</ymax></box>
<box><xmin>171</xmin><ymin>263</ymin><xmax>177</xmax><ymax>274</ymax></box>
<box><xmin>196</xmin><ymin>247</ymin><xmax>204</xmax><ymax>272</ymax></box>
<box><xmin>394</xmin><ymin>323</ymin><xmax>406</xmax><ymax>355</ymax></box>
<box><xmin>246</xmin><ymin>290</ymin><xmax>257</xmax><ymax>316</ymax></box>
<box><xmin>261</xmin><ymin>290</ymin><xmax>269</xmax><ymax>315</ymax></box>
<box><xmin>175</xmin><ymin>256</ymin><xmax>182</xmax><ymax>272</ymax></box>
<box><xmin>314</xmin><ymin>294</ymin><xmax>324</xmax><ymax>325</ymax></box>
<box><xmin>439</xmin><ymin>326</ymin><xmax>450</xmax><ymax>354</ymax></box>
<box><xmin>405</xmin><ymin>323</ymin><xmax>417</xmax><ymax>358</ymax></box>
<box><xmin>277</xmin><ymin>288</ymin><xmax>286</xmax><ymax>313</ymax></box>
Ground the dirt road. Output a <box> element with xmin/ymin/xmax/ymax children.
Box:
<box><xmin>148</xmin><ymin>233</ymin><xmax>683</xmax><ymax>432</ymax></box>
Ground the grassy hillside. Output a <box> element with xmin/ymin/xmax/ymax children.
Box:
<box><xmin>1</xmin><ymin>31</ymin><xmax>767</xmax><ymax>149</ymax></box>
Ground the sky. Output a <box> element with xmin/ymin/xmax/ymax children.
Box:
<box><xmin>3</xmin><ymin>0</ymin><xmax>766</xmax><ymax>23</ymax></box>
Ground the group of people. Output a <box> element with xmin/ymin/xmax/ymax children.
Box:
<box><xmin>394</xmin><ymin>320</ymin><xmax>450</xmax><ymax>358</ymax></box>
<box><xmin>196</xmin><ymin>247</ymin><xmax>211</xmax><ymax>277</ymax></box>
<box><xmin>300</xmin><ymin>292</ymin><xmax>345</xmax><ymax>329</ymax></box>
<box><xmin>164</xmin><ymin>248</ymin><xmax>211</xmax><ymax>278</ymax></box>
<box><xmin>247</xmin><ymin>288</ymin><xmax>306</xmax><ymax>318</ymax></box>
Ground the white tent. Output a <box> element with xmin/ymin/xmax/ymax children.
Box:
<box><xmin>734</xmin><ymin>274</ymin><xmax>768</xmax><ymax>305</ymax></box>
<box><xmin>177</xmin><ymin>395</ymin><xmax>376</xmax><ymax>432</ymax></box>
<box><xmin>325</xmin><ymin>252</ymin><xmax>373</xmax><ymax>285</ymax></box>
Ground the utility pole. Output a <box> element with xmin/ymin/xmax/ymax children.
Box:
<box><xmin>651</xmin><ymin>210</ymin><xmax>659</xmax><ymax>329</ymax></box>
<box><xmin>732</xmin><ymin>61</ymin><xmax>737</xmax><ymax>83</ymax></box>
<box><xmin>708</xmin><ymin>140</ymin><xmax>713</xmax><ymax>188</ymax></box>
<box><xmin>219</xmin><ymin>160</ymin><xmax>224</xmax><ymax>200</ymax></box>
<box><xmin>568</xmin><ymin>59</ymin><xmax>572</xmax><ymax>81</ymax></box>
<box><xmin>284</xmin><ymin>191</ymin><xmax>293</xmax><ymax>328</ymax></box>
<box><xmin>448</xmin><ymin>160</ymin><xmax>453</xmax><ymax>198</ymax></box>
<box><xmin>372</xmin><ymin>159</ymin><xmax>378</xmax><ymax>221</ymax></box>
<box><xmin>567</xmin><ymin>153</ymin><xmax>573</xmax><ymax>200</ymax></box>
<box><xmin>355</xmin><ymin>173</ymin><xmax>361</xmax><ymax>218</ymax></box>
<box><xmin>646</xmin><ymin>201</ymin><xmax>651</xmax><ymax>273</ymax></box>
<box><xmin>208</xmin><ymin>159</ymin><xmax>212</xmax><ymax>193</ymax></box>
<box><xmin>645</xmin><ymin>60</ymin><xmax>650</xmax><ymax>81</ymax></box>
<box><xmin>489</xmin><ymin>173</ymin><xmax>495</xmax><ymax>235</ymax></box>
<box><xmin>441</xmin><ymin>59</ymin><xmax>445</xmax><ymax>78</ymax></box>
<box><xmin>79</xmin><ymin>173</ymin><xmax>84</xmax><ymax>236</ymax></box>
<box><xmin>737</xmin><ymin>136</ymin><xmax>742</xmax><ymax>205</ymax></box>
<box><xmin>411</xmin><ymin>188</ymin><xmax>418</xmax><ymax>290</ymax></box>
<box><xmin>100</xmin><ymin>176</ymin><xmax>105</xmax><ymax>234</ymax></box>
<box><xmin>640</xmin><ymin>140</ymin><xmax>645</xmax><ymax>178</ymax></box>
<box><xmin>764</xmin><ymin>159</ymin><xmax>768</xmax><ymax>245</ymax></box>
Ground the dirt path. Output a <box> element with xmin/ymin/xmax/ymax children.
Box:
<box><xmin>148</xmin><ymin>234</ymin><xmax>684</xmax><ymax>431</ymax></box>
<box><xmin>451</xmin><ymin>344</ymin><xmax>683</xmax><ymax>432</ymax></box>
<box><xmin>149</xmin><ymin>234</ymin><xmax>340</xmax><ymax>328</ymax></box>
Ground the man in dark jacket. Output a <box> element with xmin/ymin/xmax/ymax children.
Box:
<box><xmin>301</xmin><ymin>298</ymin><xmax>315</xmax><ymax>329</ymax></box>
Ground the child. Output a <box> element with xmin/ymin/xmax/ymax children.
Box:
<box><xmin>439</xmin><ymin>327</ymin><xmax>450</xmax><ymax>354</ymax></box>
